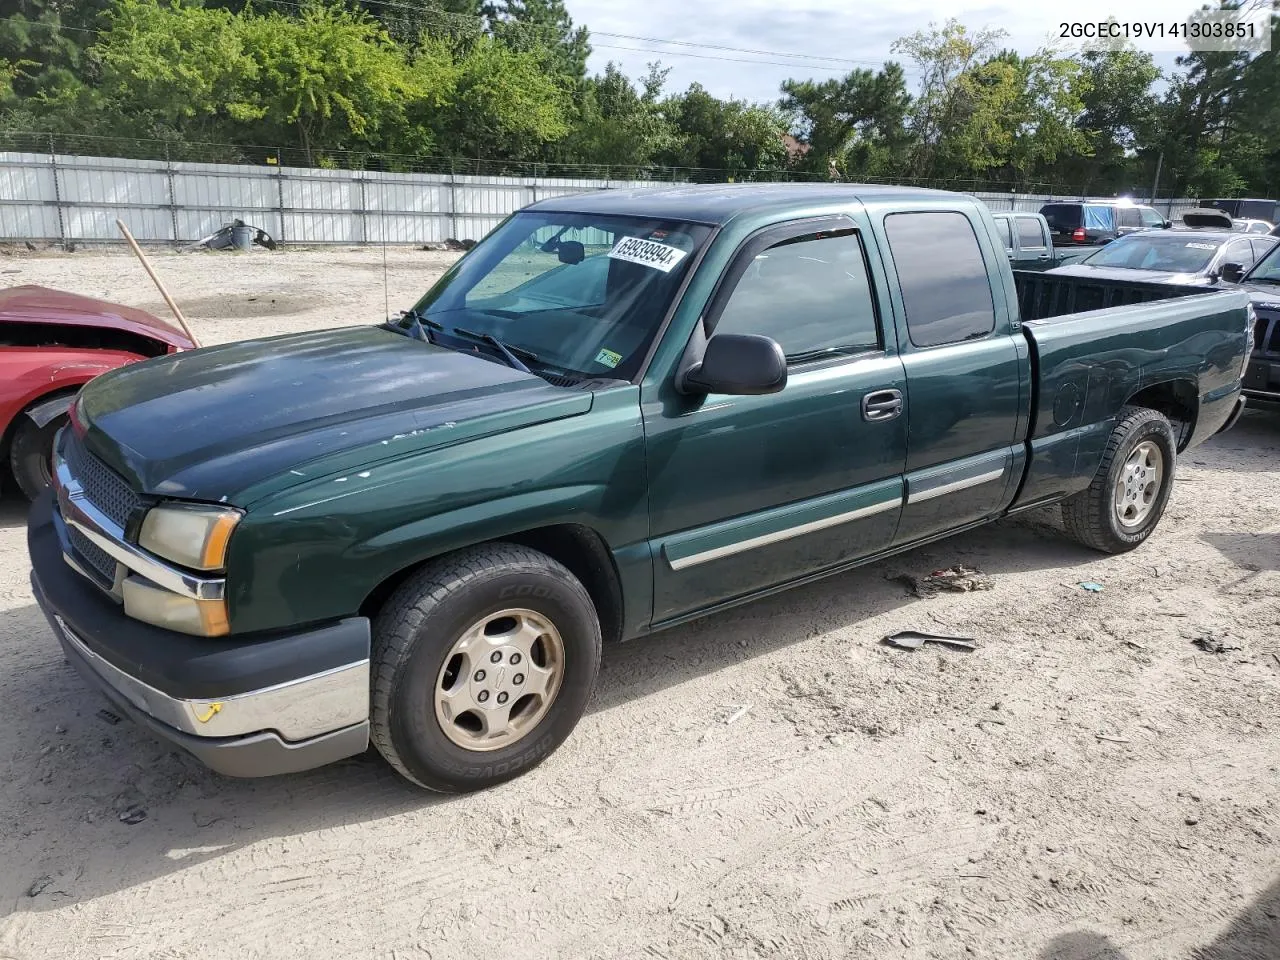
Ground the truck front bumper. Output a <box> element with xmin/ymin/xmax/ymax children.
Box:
<box><xmin>28</xmin><ymin>492</ymin><xmax>371</xmax><ymax>778</ymax></box>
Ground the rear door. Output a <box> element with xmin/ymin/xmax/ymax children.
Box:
<box><xmin>1116</xmin><ymin>206</ymin><xmax>1144</xmax><ymax>236</ymax></box>
<box><xmin>876</xmin><ymin>208</ymin><xmax>1025</xmax><ymax>545</ymax></box>
<box><xmin>644</xmin><ymin>215</ymin><xmax>908</xmax><ymax>623</ymax></box>
<box><xmin>1014</xmin><ymin>215</ymin><xmax>1051</xmax><ymax>265</ymax></box>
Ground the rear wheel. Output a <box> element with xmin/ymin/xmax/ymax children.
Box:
<box><xmin>9</xmin><ymin>413</ymin><xmax>66</xmax><ymax>501</ymax></box>
<box><xmin>370</xmin><ymin>543</ymin><xmax>601</xmax><ymax>792</ymax></box>
<box><xmin>1061</xmin><ymin>405</ymin><xmax>1177</xmax><ymax>553</ymax></box>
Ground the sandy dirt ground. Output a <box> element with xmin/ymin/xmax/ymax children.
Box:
<box><xmin>1</xmin><ymin>247</ymin><xmax>1279</xmax><ymax>960</ymax></box>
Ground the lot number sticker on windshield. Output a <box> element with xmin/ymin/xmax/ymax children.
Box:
<box><xmin>608</xmin><ymin>236</ymin><xmax>688</xmax><ymax>272</ymax></box>
<box><xmin>1185</xmin><ymin>242</ymin><xmax>1218</xmax><ymax>250</ymax></box>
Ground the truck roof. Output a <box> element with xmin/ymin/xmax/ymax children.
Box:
<box><xmin>527</xmin><ymin>182</ymin><xmax>962</xmax><ymax>224</ymax></box>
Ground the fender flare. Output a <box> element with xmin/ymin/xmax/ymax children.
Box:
<box><xmin>24</xmin><ymin>390</ymin><xmax>79</xmax><ymax>429</ymax></box>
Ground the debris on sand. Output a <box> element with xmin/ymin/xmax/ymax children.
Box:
<box><xmin>883</xmin><ymin>631</ymin><xmax>978</xmax><ymax>652</ymax></box>
<box><xmin>1192</xmin><ymin>634</ymin><xmax>1243</xmax><ymax>654</ymax></box>
<box><xmin>891</xmin><ymin>565</ymin><xmax>994</xmax><ymax>597</ymax></box>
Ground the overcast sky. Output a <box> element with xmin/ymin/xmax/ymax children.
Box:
<box><xmin>564</xmin><ymin>0</ymin><xmax>1229</xmax><ymax>103</ymax></box>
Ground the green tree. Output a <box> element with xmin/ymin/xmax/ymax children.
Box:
<box><xmin>779</xmin><ymin>64</ymin><xmax>912</xmax><ymax>178</ymax></box>
<box><xmin>482</xmin><ymin>0</ymin><xmax>589</xmax><ymax>83</ymax></box>
<box><xmin>431</xmin><ymin>33</ymin><xmax>571</xmax><ymax>160</ymax></box>
<box><xmin>660</xmin><ymin>83</ymin><xmax>788</xmax><ymax>177</ymax></box>
<box><xmin>566</xmin><ymin>62</ymin><xmax>676</xmax><ymax>169</ymax></box>
<box><xmin>0</xmin><ymin>0</ymin><xmax>114</xmax><ymax>102</ymax></box>
<box><xmin>1066</xmin><ymin>47</ymin><xmax>1161</xmax><ymax>192</ymax></box>
<box><xmin>890</xmin><ymin>18</ymin><xmax>1007</xmax><ymax>178</ymax></box>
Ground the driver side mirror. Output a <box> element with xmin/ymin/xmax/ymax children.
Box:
<box><xmin>681</xmin><ymin>333</ymin><xmax>787</xmax><ymax>396</ymax></box>
<box><xmin>1219</xmin><ymin>261</ymin><xmax>1246</xmax><ymax>284</ymax></box>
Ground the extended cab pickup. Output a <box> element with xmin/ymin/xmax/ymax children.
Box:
<box><xmin>28</xmin><ymin>185</ymin><xmax>1252</xmax><ymax>793</ymax></box>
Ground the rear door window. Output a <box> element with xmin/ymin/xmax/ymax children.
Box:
<box><xmin>1117</xmin><ymin>207</ymin><xmax>1142</xmax><ymax>230</ymax></box>
<box><xmin>884</xmin><ymin>211</ymin><xmax>996</xmax><ymax>348</ymax></box>
<box><xmin>1016</xmin><ymin>216</ymin><xmax>1047</xmax><ymax>250</ymax></box>
<box><xmin>1139</xmin><ymin>207</ymin><xmax>1166</xmax><ymax>228</ymax></box>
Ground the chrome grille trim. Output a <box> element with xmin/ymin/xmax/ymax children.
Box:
<box><xmin>62</xmin><ymin>431</ymin><xmax>142</xmax><ymax>529</ymax></box>
<box><xmin>53</xmin><ymin>443</ymin><xmax>226</xmax><ymax>602</ymax></box>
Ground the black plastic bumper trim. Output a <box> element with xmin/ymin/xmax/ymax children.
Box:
<box><xmin>56</xmin><ymin>616</ymin><xmax>369</xmax><ymax>777</ymax></box>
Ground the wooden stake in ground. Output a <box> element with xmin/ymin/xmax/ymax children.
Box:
<box><xmin>114</xmin><ymin>219</ymin><xmax>201</xmax><ymax>348</ymax></box>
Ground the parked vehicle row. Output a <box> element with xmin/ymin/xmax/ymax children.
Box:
<box><xmin>25</xmin><ymin>184</ymin><xmax>1252</xmax><ymax>794</ymax></box>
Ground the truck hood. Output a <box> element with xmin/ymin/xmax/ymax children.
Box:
<box><xmin>1046</xmin><ymin>264</ymin><xmax>1211</xmax><ymax>286</ymax></box>
<box><xmin>76</xmin><ymin>326</ymin><xmax>591</xmax><ymax>502</ymax></box>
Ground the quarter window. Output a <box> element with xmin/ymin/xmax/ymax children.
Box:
<box><xmin>884</xmin><ymin>211</ymin><xmax>996</xmax><ymax>348</ymax></box>
<box><xmin>994</xmin><ymin>217</ymin><xmax>1012</xmax><ymax>248</ymax></box>
<box><xmin>712</xmin><ymin>230</ymin><xmax>880</xmax><ymax>360</ymax></box>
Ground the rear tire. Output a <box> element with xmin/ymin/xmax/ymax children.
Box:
<box><xmin>9</xmin><ymin>413</ymin><xmax>66</xmax><ymax>501</ymax></box>
<box><xmin>370</xmin><ymin>543</ymin><xmax>601</xmax><ymax>793</ymax></box>
<box><xmin>1061</xmin><ymin>405</ymin><xmax>1176</xmax><ymax>554</ymax></box>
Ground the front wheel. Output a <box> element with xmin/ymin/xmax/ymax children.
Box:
<box><xmin>370</xmin><ymin>543</ymin><xmax>601</xmax><ymax>792</ymax></box>
<box><xmin>1061</xmin><ymin>405</ymin><xmax>1177</xmax><ymax>553</ymax></box>
<box><xmin>9</xmin><ymin>412</ymin><xmax>66</xmax><ymax>501</ymax></box>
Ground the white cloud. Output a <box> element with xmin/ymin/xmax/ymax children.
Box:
<box><xmin>564</xmin><ymin>0</ymin><xmax>1222</xmax><ymax>102</ymax></box>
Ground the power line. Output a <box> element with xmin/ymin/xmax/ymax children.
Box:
<box><xmin>592</xmin><ymin>32</ymin><xmax>892</xmax><ymax>67</ymax></box>
<box><xmin>591</xmin><ymin>42</ymin><xmax>859</xmax><ymax>73</ymax></box>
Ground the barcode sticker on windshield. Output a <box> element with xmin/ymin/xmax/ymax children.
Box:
<box><xmin>1185</xmin><ymin>242</ymin><xmax>1218</xmax><ymax>250</ymax></box>
<box><xmin>608</xmin><ymin>236</ymin><xmax>688</xmax><ymax>272</ymax></box>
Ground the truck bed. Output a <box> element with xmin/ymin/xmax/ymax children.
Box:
<box><xmin>1012</xmin><ymin>269</ymin><xmax>1209</xmax><ymax>321</ymax></box>
<box><xmin>1009</xmin><ymin>269</ymin><xmax>1252</xmax><ymax>507</ymax></box>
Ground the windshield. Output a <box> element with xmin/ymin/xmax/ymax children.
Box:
<box><xmin>404</xmin><ymin>212</ymin><xmax>712</xmax><ymax>381</ymax></box>
<box><xmin>1081</xmin><ymin>233</ymin><xmax>1221</xmax><ymax>273</ymax></box>
<box><xmin>1246</xmin><ymin>242</ymin><xmax>1280</xmax><ymax>283</ymax></box>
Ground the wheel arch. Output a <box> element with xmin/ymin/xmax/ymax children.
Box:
<box><xmin>1</xmin><ymin>383</ymin><xmax>84</xmax><ymax>478</ymax></box>
<box><xmin>359</xmin><ymin>522</ymin><xmax>626</xmax><ymax>645</ymax></box>
<box><xmin>1124</xmin><ymin>379</ymin><xmax>1198</xmax><ymax>451</ymax></box>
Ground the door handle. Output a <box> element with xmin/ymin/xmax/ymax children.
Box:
<box><xmin>862</xmin><ymin>389</ymin><xmax>903</xmax><ymax>422</ymax></box>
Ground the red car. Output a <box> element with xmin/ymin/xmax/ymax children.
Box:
<box><xmin>1</xmin><ymin>285</ymin><xmax>193</xmax><ymax>499</ymax></box>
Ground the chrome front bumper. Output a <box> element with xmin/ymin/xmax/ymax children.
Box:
<box><xmin>51</xmin><ymin>613</ymin><xmax>368</xmax><ymax>743</ymax></box>
<box><xmin>29</xmin><ymin>492</ymin><xmax>371</xmax><ymax>779</ymax></box>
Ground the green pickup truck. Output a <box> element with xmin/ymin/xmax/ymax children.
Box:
<box><xmin>29</xmin><ymin>184</ymin><xmax>1252</xmax><ymax>793</ymax></box>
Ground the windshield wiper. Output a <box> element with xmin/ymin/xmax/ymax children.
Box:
<box><xmin>452</xmin><ymin>327</ymin><xmax>537</xmax><ymax>374</ymax></box>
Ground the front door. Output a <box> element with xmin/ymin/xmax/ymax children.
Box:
<box><xmin>643</xmin><ymin>215</ymin><xmax>909</xmax><ymax>624</ymax></box>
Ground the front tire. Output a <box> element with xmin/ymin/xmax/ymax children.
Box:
<box><xmin>370</xmin><ymin>543</ymin><xmax>601</xmax><ymax>793</ymax></box>
<box><xmin>9</xmin><ymin>413</ymin><xmax>66</xmax><ymax>501</ymax></box>
<box><xmin>1061</xmin><ymin>405</ymin><xmax>1177</xmax><ymax>554</ymax></box>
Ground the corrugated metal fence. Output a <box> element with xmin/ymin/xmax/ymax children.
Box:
<box><xmin>0</xmin><ymin>151</ymin><xmax>1202</xmax><ymax>247</ymax></box>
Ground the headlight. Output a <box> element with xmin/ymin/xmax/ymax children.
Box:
<box><xmin>122</xmin><ymin>576</ymin><xmax>229</xmax><ymax>637</ymax></box>
<box><xmin>139</xmin><ymin>503</ymin><xmax>242</xmax><ymax>571</ymax></box>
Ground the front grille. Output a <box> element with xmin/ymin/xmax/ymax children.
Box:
<box><xmin>67</xmin><ymin>526</ymin><xmax>117</xmax><ymax>587</ymax></box>
<box><xmin>63</xmin><ymin>432</ymin><xmax>143</xmax><ymax>529</ymax></box>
